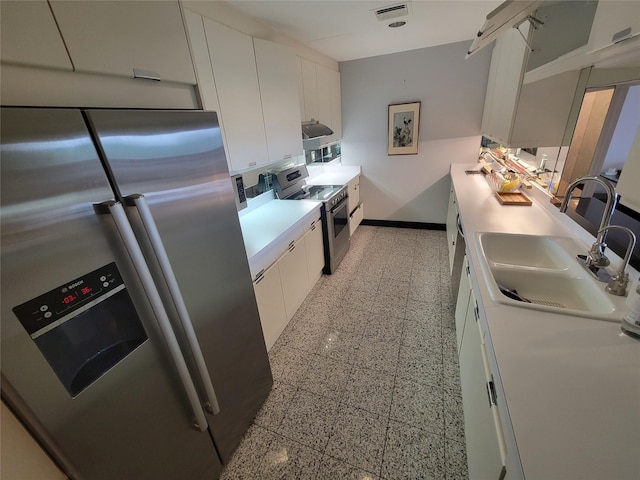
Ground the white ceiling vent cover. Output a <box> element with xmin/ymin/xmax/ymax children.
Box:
<box><xmin>374</xmin><ymin>3</ymin><xmax>410</xmax><ymax>22</ymax></box>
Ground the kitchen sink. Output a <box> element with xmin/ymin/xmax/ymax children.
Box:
<box><xmin>476</xmin><ymin>232</ymin><xmax>627</xmax><ymax>321</ymax></box>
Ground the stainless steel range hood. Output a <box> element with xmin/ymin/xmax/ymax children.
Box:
<box><xmin>302</xmin><ymin>119</ymin><xmax>333</xmax><ymax>139</ymax></box>
<box><xmin>466</xmin><ymin>0</ymin><xmax>540</xmax><ymax>58</ymax></box>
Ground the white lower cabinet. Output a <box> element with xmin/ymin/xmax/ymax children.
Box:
<box><xmin>304</xmin><ymin>217</ymin><xmax>324</xmax><ymax>286</ymax></box>
<box><xmin>347</xmin><ymin>176</ymin><xmax>363</xmax><ymax>236</ymax></box>
<box><xmin>278</xmin><ymin>238</ymin><xmax>310</xmax><ymax>319</ymax></box>
<box><xmin>253</xmin><ymin>214</ymin><xmax>324</xmax><ymax>351</ymax></box>
<box><xmin>253</xmin><ymin>264</ymin><xmax>287</xmax><ymax>352</ymax></box>
<box><xmin>349</xmin><ymin>203</ymin><xmax>364</xmax><ymax>236</ymax></box>
<box><xmin>457</xmin><ymin>257</ymin><xmax>507</xmax><ymax>480</ymax></box>
<box><xmin>446</xmin><ymin>184</ymin><xmax>459</xmax><ymax>274</ymax></box>
<box><xmin>454</xmin><ymin>257</ymin><xmax>472</xmax><ymax>354</ymax></box>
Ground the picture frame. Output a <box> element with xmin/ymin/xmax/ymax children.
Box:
<box><xmin>388</xmin><ymin>101</ymin><xmax>420</xmax><ymax>155</ymax></box>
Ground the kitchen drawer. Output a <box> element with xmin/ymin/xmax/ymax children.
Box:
<box><xmin>349</xmin><ymin>202</ymin><xmax>364</xmax><ymax>236</ymax></box>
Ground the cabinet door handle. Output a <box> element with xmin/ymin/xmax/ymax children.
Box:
<box><xmin>125</xmin><ymin>195</ymin><xmax>221</xmax><ymax>416</ymax></box>
<box><xmin>486</xmin><ymin>380</ymin><xmax>498</xmax><ymax>407</ymax></box>
<box><xmin>254</xmin><ymin>270</ymin><xmax>265</xmax><ymax>284</ymax></box>
<box><xmin>456</xmin><ymin>214</ymin><xmax>465</xmax><ymax>239</ymax></box>
<box><xmin>474</xmin><ymin>302</ymin><xmax>479</xmax><ymax>322</ymax></box>
<box><xmin>103</xmin><ymin>201</ymin><xmax>209</xmax><ymax>431</ymax></box>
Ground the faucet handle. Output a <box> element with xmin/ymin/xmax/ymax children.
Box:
<box><xmin>606</xmin><ymin>271</ymin><xmax>629</xmax><ymax>296</ymax></box>
<box><xmin>587</xmin><ymin>241</ymin><xmax>610</xmax><ymax>268</ymax></box>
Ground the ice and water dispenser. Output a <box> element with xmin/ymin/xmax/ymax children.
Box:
<box><xmin>12</xmin><ymin>263</ymin><xmax>147</xmax><ymax>396</ymax></box>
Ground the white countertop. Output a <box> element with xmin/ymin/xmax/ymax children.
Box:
<box><xmin>307</xmin><ymin>164</ymin><xmax>361</xmax><ymax>186</ymax></box>
<box><xmin>239</xmin><ymin>197</ymin><xmax>321</xmax><ymax>278</ymax></box>
<box><xmin>451</xmin><ymin>164</ymin><xmax>640</xmax><ymax>479</ymax></box>
<box><xmin>238</xmin><ymin>166</ymin><xmax>361</xmax><ymax>279</ymax></box>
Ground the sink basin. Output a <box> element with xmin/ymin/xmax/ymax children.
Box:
<box><xmin>479</xmin><ymin>232</ymin><xmax>574</xmax><ymax>269</ymax></box>
<box><xmin>475</xmin><ymin>232</ymin><xmax>626</xmax><ymax>321</ymax></box>
<box><xmin>490</xmin><ymin>269</ymin><xmax>616</xmax><ymax>316</ymax></box>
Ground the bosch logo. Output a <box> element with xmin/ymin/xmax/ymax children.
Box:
<box><xmin>66</xmin><ymin>280</ymin><xmax>84</xmax><ymax>289</ymax></box>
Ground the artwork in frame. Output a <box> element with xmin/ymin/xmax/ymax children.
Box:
<box><xmin>388</xmin><ymin>102</ymin><xmax>420</xmax><ymax>155</ymax></box>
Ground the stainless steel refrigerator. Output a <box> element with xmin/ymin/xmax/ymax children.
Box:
<box><xmin>1</xmin><ymin>108</ymin><xmax>273</xmax><ymax>479</ymax></box>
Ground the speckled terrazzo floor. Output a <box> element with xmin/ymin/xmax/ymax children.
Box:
<box><xmin>221</xmin><ymin>225</ymin><xmax>468</xmax><ymax>480</ymax></box>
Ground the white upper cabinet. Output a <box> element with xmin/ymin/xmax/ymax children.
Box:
<box><xmin>296</xmin><ymin>57</ymin><xmax>306</xmax><ymax>122</ymax></box>
<box><xmin>329</xmin><ymin>68</ymin><xmax>343</xmax><ymax>142</ymax></box>
<box><xmin>0</xmin><ymin>1</ymin><xmax>72</xmax><ymax>71</ymax></box>
<box><xmin>253</xmin><ymin>38</ymin><xmax>303</xmax><ymax>163</ymax></box>
<box><xmin>300</xmin><ymin>58</ymin><xmax>320</xmax><ymax>122</ymax></box>
<box><xmin>186</xmin><ymin>12</ymin><xmax>304</xmax><ymax>173</ymax></box>
<box><xmin>482</xmin><ymin>22</ymin><xmax>583</xmax><ymax>148</ymax></box>
<box><xmin>317</xmin><ymin>63</ymin><xmax>343</xmax><ymax>143</ymax></box>
<box><xmin>588</xmin><ymin>1</ymin><xmax>640</xmax><ymax>53</ymax></box>
<box><xmin>316</xmin><ymin>64</ymin><xmax>333</xmax><ymax>132</ymax></box>
<box><xmin>183</xmin><ymin>10</ymin><xmax>220</xmax><ymax>112</ymax></box>
<box><xmin>203</xmin><ymin>18</ymin><xmax>269</xmax><ymax>172</ymax></box>
<box><xmin>48</xmin><ymin>1</ymin><xmax>195</xmax><ymax>84</ymax></box>
<box><xmin>299</xmin><ymin>58</ymin><xmax>342</xmax><ymax>144</ymax></box>
<box><xmin>524</xmin><ymin>2</ymin><xmax>639</xmax><ymax>83</ymax></box>
<box><xmin>481</xmin><ymin>27</ymin><xmax>529</xmax><ymax>146</ymax></box>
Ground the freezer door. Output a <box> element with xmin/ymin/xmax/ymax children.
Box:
<box><xmin>87</xmin><ymin>109</ymin><xmax>273</xmax><ymax>462</ymax></box>
<box><xmin>0</xmin><ymin>108</ymin><xmax>222</xmax><ymax>480</ymax></box>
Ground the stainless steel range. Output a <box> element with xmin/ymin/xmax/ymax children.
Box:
<box><xmin>271</xmin><ymin>165</ymin><xmax>350</xmax><ymax>274</ymax></box>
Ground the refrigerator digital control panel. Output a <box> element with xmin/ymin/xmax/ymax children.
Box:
<box><xmin>13</xmin><ymin>262</ymin><xmax>125</xmax><ymax>338</ymax></box>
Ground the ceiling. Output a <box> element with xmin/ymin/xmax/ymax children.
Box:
<box><xmin>226</xmin><ymin>0</ymin><xmax>503</xmax><ymax>62</ymax></box>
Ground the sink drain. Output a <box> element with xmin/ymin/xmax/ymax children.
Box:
<box><xmin>528</xmin><ymin>298</ymin><xmax>565</xmax><ymax>308</ymax></box>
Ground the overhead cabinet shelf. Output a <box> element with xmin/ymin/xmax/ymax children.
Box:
<box><xmin>0</xmin><ymin>1</ymin><xmax>72</xmax><ymax>71</ymax></box>
<box><xmin>53</xmin><ymin>1</ymin><xmax>195</xmax><ymax>83</ymax></box>
<box><xmin>1</xmin><ymin>0</ymin><xmax>196</xmax><ymax>83</ymax></box>
<box><xmin>481</xmin><ymin>0</ymin><xmax>640</xmax><ymax>148</ymax></box>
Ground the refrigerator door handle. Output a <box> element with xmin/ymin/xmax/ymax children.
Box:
<box><xmin>97</xmin><ymin>200</ymin><xmax>210</xmax><ymax>432</ymax></box>
<box><xmin>124</xmin><ymin>194</ymin><xmax>221</xmax><ymax>416</ymax></box>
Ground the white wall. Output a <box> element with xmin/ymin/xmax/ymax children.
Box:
<box><xmin>340</xmin><ymin>41</ymin><xmax>492</xmax><ymax>223</ymax></box>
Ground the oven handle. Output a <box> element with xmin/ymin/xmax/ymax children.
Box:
<box><xmin>330</xmin><ymin>194</ymin><xmax>349</xmax><ymax>215</ymax></box>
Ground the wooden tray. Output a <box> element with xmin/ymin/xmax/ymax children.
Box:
<box><xmin>495</xmin><ymin>191</ymin><xmax>532</xmax><ymax>206</ymax></box>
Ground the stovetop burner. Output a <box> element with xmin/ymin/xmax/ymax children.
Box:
<box><xmin>285</xmin><ymin>184</ymin><xmax>345</xmax><ymax>202</ymax></box>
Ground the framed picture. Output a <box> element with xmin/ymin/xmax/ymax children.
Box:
<box><xmin>388</xmin><ymin>102</ymin><xmax>420</xmax><ymax>155</ymax></box>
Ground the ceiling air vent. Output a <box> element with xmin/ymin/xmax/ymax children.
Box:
<box><xmin>374</xmin><ymin>3</ymin><xmax>409</xmax><ymax>22</ymax></box>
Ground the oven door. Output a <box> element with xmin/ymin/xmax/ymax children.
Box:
<box><xmin>324</xmin><ymin>194</ymin><xmax>350</xmax><ymax>274</ymax></box>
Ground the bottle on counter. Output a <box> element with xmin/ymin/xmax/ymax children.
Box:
<box><xmin>622</xmin><ymin>277</ymin><xmax>640</xmax><ymax>338</ymax></box>
<box><xmin>538</xmin><ymin>154</ymin><xmax>548</xmax><ymax>172</ymax></box>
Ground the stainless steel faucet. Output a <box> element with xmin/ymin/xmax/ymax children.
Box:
<box><xmin>596</xmin><ymin>225</ymin><xmax>637</xmax><ymax>296</ymax></box>
<box><xmin>559</xmin><ymin>176</ymin><xmax>618</xmax><ymax>272</ymax></box>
